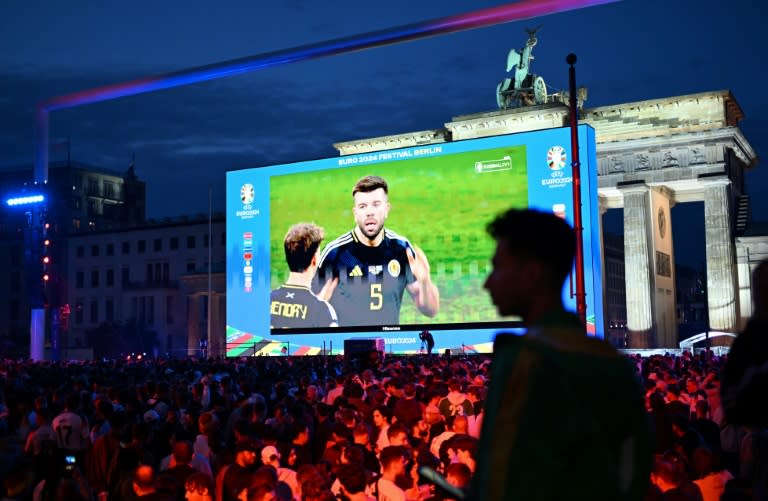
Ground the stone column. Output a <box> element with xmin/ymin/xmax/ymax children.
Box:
<box><xmin>703</xmin><ymin>178</ymin><xmax>739</xmax><ymax>333</ymax></box>
<box><xmin>187</xmin><ymin>293</ymin><xmax>201</xmax><ymax>357</ymax></box>
<box><xmin>619</xmin><ymin>183</ymin><xmax>655</xmax><ymax>348</ymax></box>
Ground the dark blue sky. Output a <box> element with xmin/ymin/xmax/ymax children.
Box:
<box><xmin>1</xmin><ymin>0</ymin><xmax>766</xmax><ymax>267</ymax></box>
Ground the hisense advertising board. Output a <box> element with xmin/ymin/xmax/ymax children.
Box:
<box><xmin>225</xmin><ymin>125</ymin><xmax>602</xmax><ymax>356</ymax></box>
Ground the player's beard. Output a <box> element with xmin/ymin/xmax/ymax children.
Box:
<box><xmin>359</xmin><ymin>220</ymin><xmax>384</xmax><ymax>240</ymax></box>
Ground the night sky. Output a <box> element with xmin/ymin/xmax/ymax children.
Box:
<box><xmin>1</xmin><ymin>1</ymin><xmax>766</xmax><ymax>267</ymax></box>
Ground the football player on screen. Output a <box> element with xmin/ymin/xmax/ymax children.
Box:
<box><xmin>313</xmin><ymin>175</ymin><xmax>439</xmax><ymax>326</ymax></box>
<box><xmin>270</xmin><ymin>223</ymin><xmax>339</xmax><ymax>329</ymax></box>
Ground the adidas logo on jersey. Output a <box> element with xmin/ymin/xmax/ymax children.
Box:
<box><xmin>348</xmin><ymin>265</ymin><xmax>363</xmax><ymax>277</ymax></box>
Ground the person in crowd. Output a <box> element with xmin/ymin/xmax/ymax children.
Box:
<box><xmin>721</xmin><ymin>258</ymin><xmax>768</xmax><ymax>497</ymax></box>
<box><xmin>470</xmin><ymin>208</ymin><xmax>652</xmax><ymax>500</ymax></box>
<box><xmin>369</xmin><ymin>446</ymin><xmax>409</xmax><ymax>501</ymax></box>
<box><xmin>217</xmin><ymin>441</ymin><xmax>258</xmax><ymax>501</ymax></box>
<box><xmin>372</xmin><ymin>406</ymin><xmax>392</xmax><ymax>453</ymax></box>
<box><xmin>164</xmin><ymin>441</ymin><xmax>199</xmax><ymax>500</ymax></box>
<box><xmin>392</xmin><ymin>383</ymin><xmax>422</xmax><ymax>430</ymax></box>
<box><xmin>184</xmin><ymin>472</ymin><xmax>214</xmax><ymax>501</ymax></box>
<box><xmin>260</xmin><ymin>445</ymin><xmax>299</xmax><ymax>500</ymax></box>
<box><xmin>336</xmin><ymin>462</ymin><xmax>375</xmax><ymax>501</ymax></box>
<box><xmin>691</xmin><ymin>447</ymin><xmax>733</xmax><ymax>501</ymax></box>
<box><xmin>650</xmin><ymin>456</ymin><xmax>703</xmax><ymax>501</ymax></box>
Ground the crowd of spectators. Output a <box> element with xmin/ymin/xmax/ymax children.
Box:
<box><xmin>0</xmin><ymin>348</ymin><xmax>761</xmax><ymax>500</ymax></box>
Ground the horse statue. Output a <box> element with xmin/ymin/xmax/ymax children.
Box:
<box><xmin>496</xmin><ymin>27</ymin><xmax>548</xmax><ymax>109</ymax></box>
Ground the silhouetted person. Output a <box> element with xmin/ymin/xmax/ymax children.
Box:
<box><xmin>419</xmin><ymin>330</ymin><xmax>435</xmax><ymax>355</ymax></box>
<box><xmin>721</xmin><ymin>259</ymin><xmax>768</xmax><ymax>496</ymax></box>
<box><xmin>469</xmin><ymin>208</ymin><xmax>651</xmax><ymax>500</ymax></box>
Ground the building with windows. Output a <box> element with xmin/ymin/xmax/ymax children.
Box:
<box><xmin>0</xmin><ymin>161</ymin><xmax>146</xmax><ymax>356</ymax></box>
<box><xmin>2</xmin><ymin>161</ymin><xmax>227</xmax><ymax>359</ymax></box>
<box><xmin>65</xmin><ymin>215</ymin><xmax>225</xmax><ymax>359</ymax></box>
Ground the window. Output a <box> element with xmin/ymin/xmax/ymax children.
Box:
<box><xmin>170</xmin><ymin>237</ymin><xmax>179</xmax><ymax>250</ymax></box>
<box><xmin>72</xmin><ymin>218</ymin><xmax>81</xmax><ymax>230</ymax></box>
<box><xmin>77</xmin><ymin>246</ymin><xmax>85</xmax><ymax>258</ymax></box>
<box><xmin>90</xmin><ymin>299</ymin><xmax>98</xmax><ymax>324</ymax></box>
<box><xmin>166</xmin><ymin>295</ymin><xmax>174</xmax><ymax>325</ymax></box>
<box><xmin>146</xmin><ymin>263</ymin><xmax>153</xmax><ymax>282</ymax></box>
<box><xmin>105</xmin><ymin>298</ymin><xmax>114</xmax><ymax>322</ymax></box>
<box><xmin>106</xmin><ymin>243</ymin><xmax>114</xmax><ymax>256</ymax></box>
<box><xmin>138</xmin><ymin>240</ymin><xmax>146</xmax><ymax>253</ymax></box>
<box><xmin>153</xmin><ymin>238</ymin><xmax>162</xmax><ymax>252</ymax></box>
<box><xmin>104</xmin><ymin>182</ymin><xmax>115</xmax><ymax>198</ymax></box>
<box><xmin>91</xmin><ymin>245</ymin><xmax>99</xmax><ymax>257</ymax></box>
<box><xmin>106</xmin><ymin>268</ymin><xmax>114</xmax><ymax>287</ymax></box>
<box><xmin>187</xmin><ymin>235</ymin><xmax>195</xmax><ymax>249</ymax></box>
<box><xmin>91</xmin><ymin>270</ymin><xmax>99</xmax><ymax>288</ymax></box>
<box><xmin>121</xmin><ymin>267</ymin><xmax>129</xmax><ymax>286</ymax></box>
<box><xmin>203</xmin><ymin>234</ymin><xmax>209</xmax><ymax>248</ymax></box>
<box><xmin>147</xmin><ymin>296</ymin><xmax>155</xmax><ymax>325</ymax></box>
<box><xmin>75</xmin><ymin>301</ymin><xmax>84</xmax><ymax>325</ymax></box>
<box><xmin>163</xmin><ymin>262</ymin><xmax>169</xmax><ymax>281</ymax></box>
<box><xmin>122</xmin><ymin>241</ymin><xmax>130</xmax><ymax>255</ymax></box>
<box><xmin>76</xmin><ymin>271</ymin><xmax>84</xmax><ymax>289</ymax></box>
<box><xmin>221</xmin><ymin>232</ymin><xmax>226</xmax><ymax>246</ymax></box>
<box><xmin>186</xmin><ymin>261</ymin><xmax>196</xmax><ymax>273</ymax></box>
<box><xmin>88</xmin><ymin>177</ymin><xmax>99</xmax><ymax>195</ymax></box>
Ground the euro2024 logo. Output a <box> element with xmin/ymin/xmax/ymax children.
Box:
<box><xmin>542</xmin><ymin>146</ymin><xmax>572</xmax><ymax>188</ymax></box>
<box><xmin>236</xmin><ymin>183</ymin><xmax>260</xmax><ymax>219</ymax></box>
<box><xmin>240</xmin><ymin>183</ymin><xmax>255</xmax><ymax>208</ymax></box>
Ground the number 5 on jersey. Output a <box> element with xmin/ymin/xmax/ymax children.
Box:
<box><xmin>370</xmin><ymin>283</ymin><xmax>383</xmax><ymax>310</ymax></box>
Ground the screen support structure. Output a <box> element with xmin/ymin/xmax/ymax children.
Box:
<box><xmin>567</xmin><ymin>53</ymin><xmax>587</xmax><ymax>326</ymax></box>
<box><xmin>28</xmin><ymin>0</ymin><xmax>617</xmax><ymax>360</ymax></box>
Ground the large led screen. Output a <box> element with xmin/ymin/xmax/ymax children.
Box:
<box><xmin>226</xmin><ymin>125</ymin><xmax>603</xmax><ymax>356</ymax></box>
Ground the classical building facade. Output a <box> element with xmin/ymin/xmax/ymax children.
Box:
<box><xmin>63</xmin><ymin>216</ymin><xmax>226</xmax><ymax>359</ymax></box>
<box><xmin>334</xmin><ymin>90</ymin><xmax>758</xmax><ymax>348</ymax></box>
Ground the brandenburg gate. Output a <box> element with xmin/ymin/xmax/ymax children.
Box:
<box><xmin>334</xmin><ymin>89</ymin><xmax>757</xmax><ymax>348</ymax></box>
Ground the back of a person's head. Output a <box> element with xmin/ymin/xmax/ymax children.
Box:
<box><xmin>296</xmin><ymin>464</ymin><xmax>320</xmax><ymax>487</ymax></box>
<box><xmin>487</xmin><ymin>208</ymin><xmax>575</xmax><ymax>288</ymax></box>
<box><xmin>379</xmin><ymin>445</ymin><xmax>406</xmax><ymax>470</ymax></box>
<box><xmin>652</xmin><ymin>459</ymin><xmax>682</xmax><ymax>487</ymax></box>
<box><xmin>452</xmin><ymin>415</ymin><xmax>468</xmax><ymax>433</ymax></box>
<box><xmin>198</xmin><ymin>411</ymin><xmax>218</xmax><ymax>435</ymax></box>
<box><xmin>342</xmin><ymin>443</ymin><xmax>365</xmax><ymax>465</ymax></box>
<box><xmin>301</xmin><ymin>476</ymin><xmax>332</xmax><ymax>501</ymax></box>
<box><xmin>244</xmin><ymin>485</ymin><xmax>276</xmax><ymax>501</ymax></box>
<box><xmin>447</xmin><ymin>379</ymin><xmax>461</xmax><ymax>393</ymax></box>
<box><xmin>336</xmin><ymin>463</ymin><xmax>368</xmax><ymax>495</ymax></box>
<box><xmin>250</xmin><ymin>465</ymin><xmax>278</xmax><ymax>491</ymax></box>
<box><xmin>133</xmin><ymin>464</ymin><xmax>156</xmax><ymax>493</ymax></box>
<box><xmin>173</xmin><ymin>440</ymin><xmax>193</xmax><ymax>464</ymax></box>
<box><xmin>444</xmin><ymin>462</ymin><xmax>472</xmax><ymax>488</ymax></box>
<box><xmin>185</xmin><ymin>472</ymin><xmax>214</xmax><ymax>498</ymax></box>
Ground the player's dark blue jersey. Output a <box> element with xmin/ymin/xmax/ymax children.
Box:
<box><xmin>313</xmin><ymin>229</ymin><xmax>415</xmax><ymax>326</ymax></box>
<box><xmin>270</xmin><ymin>284</ymin><xmax>338</xmax><ymax>329</ymax></box>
